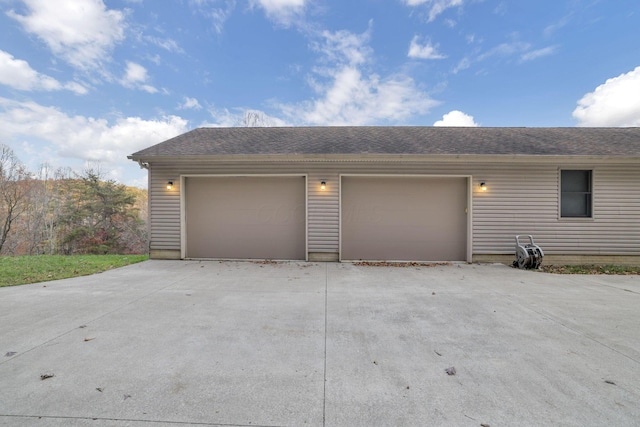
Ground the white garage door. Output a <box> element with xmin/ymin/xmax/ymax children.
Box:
<box><xmin>341</xmin><ymin>177</ymin><xmax>468</xmax><ymax>262</ymax></box>
<box><xmin>185</xmin><ymin>176</ymin><xmax>306</xmax><ymax>259</ymax></box>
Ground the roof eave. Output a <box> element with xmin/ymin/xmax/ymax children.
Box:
<box><xmin>128</xmin><ymin>153</ymin><xmax>640</xmax><ymax>164</ymax></box>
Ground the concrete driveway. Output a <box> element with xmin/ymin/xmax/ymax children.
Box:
<box><xmin>1</xmin><ymin>261</ymin><xmax>639</xmax><ymax>426</ymax></box>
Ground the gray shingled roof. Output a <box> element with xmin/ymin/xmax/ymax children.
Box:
<box><xmin>129</xmin><ymin>126</ymin><xmax>640</xmax><ymax>159</ymax></box>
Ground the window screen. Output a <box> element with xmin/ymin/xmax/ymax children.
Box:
<box><xmin>561</xmin><ymin>170</ymin><xmax>592</xmax><ymax>218</ymax></box>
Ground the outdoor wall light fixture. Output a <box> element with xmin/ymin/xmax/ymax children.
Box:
<box><xmin>480</xmin><ymin>182</ymin><xmax>487</xmax><ymax>192</ymax></box>
<box><xmin>320</xmin><ymin>181</ymin><xmax>326</xmax><ymax>191</ymax></box>
<box><xmin>166</xmin><ymin>181</ymin><xmax>174</xmax><ymax>190</ymax></box>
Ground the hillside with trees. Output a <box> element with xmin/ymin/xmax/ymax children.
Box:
<box><xmin>0</xmin><ymin>144</ymin><xmax>147</xmax><ymax>256</ymax></box>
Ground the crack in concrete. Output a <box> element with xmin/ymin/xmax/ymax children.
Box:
<box><xmin>0</xmin><ymin>414</ymin><xmax>282</xmax><ymax>426</ymax></box>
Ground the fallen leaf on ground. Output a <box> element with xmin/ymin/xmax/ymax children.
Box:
<box><xmin>445</xmin><ymin>367</ymin><xmax>456</xmax><ymax>375</ymax></box>
<box><xmin>354</xmin><ymin>261</ymin><xmax>450</xmax><ymax>268</ymax></box>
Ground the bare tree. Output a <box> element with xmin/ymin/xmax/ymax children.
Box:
<box><xmin>0</xmin><ymin>144</ymin><xmax>32</xmax><ymax>253</ymax></box>
<box><xmin>44</xmin><ymin>167</ymin><xmax>73</xmax><ymax>254</ymax></box>
<box><xmin>239</xmin><ymin>110</ymin><xmax>275</xmax><ymax>127</ymax></box>
<box><xmin>19</xmin><ymin>164</ymin><xmax>69</xmax><ymax>254</ymax></box>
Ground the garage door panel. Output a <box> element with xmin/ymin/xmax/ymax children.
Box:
<box><xmin>185</xmin><ymin>177</ymin><xmax>305</xmax><ymax>259</ymax></box>
<box><xmin>341</xmin><ymin>177</ymin><xmax>467</xmax><ymax>261</ymax></box>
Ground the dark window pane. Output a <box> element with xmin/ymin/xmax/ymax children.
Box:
<box><xmin>561</xmin><ymin>193</ymin><xmax>592</xmax><ymax>217</ymax></box>
<box><xmin>561</xmin><ymin>170</ymin><xmax>592</xmax><ymax>218</ymax></box>
<box><xmin>561</xmin><ymin>170</ymin><xmax>590</xmax><ymax>192</ymax></box>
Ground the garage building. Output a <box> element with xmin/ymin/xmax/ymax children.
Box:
<box><xmin>129</xmin><ymin>127</ymin><xmax>640</xmax><ymax>264</ymax></box>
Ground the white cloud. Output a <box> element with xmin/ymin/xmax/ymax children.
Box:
<box><xmin>433</xmin><ymin>110</ymin><xmax>478</xmax><ymax>126</ymax></box>
<box><xmin>493</xmin><ymin>1</ymin><xmax>507</xmax><ymax>16</ymax></box>
<box><xmin>8</xmin><ymin>0</ymin><xmax>126</xmax><ymax>71</ymax></box>
<box><xmin>121</xmin><ymin>61</ymin><xmax>157</xmax><ymax>93</ymax></box>
<box><xmin>250</xmin><ymin>0</ymin><xmax>306</xmax><ymax>26</ymax></box>
<box><xmin>0</xmin><ymin>97</ymin><xmax>188</xmax><ymax>169</ymax></box>
<box><xmin>279</xmin><ymin>27</ymin><xmax>438</xmax><ymax>125</ymax></box>
<box><xmin>408</xmin><ymin>36</ymin><xmax>446</xmax><ymax>60</ymax></box>
<box><xmin>573</xmin><ymin>66</ymin><xmax>640</xmax><ymax>127</ymax></box>
<box><xmin>520</xmin><ymin>45</ymin><xmax>558</xmax><ymax>62</ymax></box>
<box><xmin>311</xmin><ymin>27</ymin><xmax>373</xmax><ymax>66</ymax></box>
<box><xmin>191</xmin><ymin>0</ymin><xmax>237</xmax><ymax>33</ymax></box>
<box><xmin>0</xmin><ymin>50</ymin><xmax>60</xmax><ymax>91</ymax></box>
<box><xmin>403</xmin><ymin>0</ymin><xmax>464</xmax><ymax>22</ymax></box>
<box><xmin>0</xmin><ymin>50</ymin><xmax>88</xmax><ymax>94</ymax></box>
<box><xmin>146</xmin><ymin>54</ymin><xmax>162</xmax><ymax>65</ymax></box>
<box><xmin>457</xmin><ymin>40</ymin><xmax>552</xmax><ymax>72</ymax></box>
<box><xmin>122</xmin><ymin>62</ymin><xmax>147</xmax><ymax>84</ymax></box>
<box><xmin>63</xmin><ymin>81</ymin><xmax>89</xmax><ymax>95</ymax></box>
<box><xmin>453</xmin><ymin>57</ymin><xmax>470</xmax><ymax>74</ymax></box>
<box><xmin>477</xmin><ymin>41</ymin><xmax>530</xmax><ymax>61</ymax></box>
<box><xmin>290</xmin><ymin>68</ymin><xmax>437</xmax><ymax>125</ymax></box>
<box><xmin>178</xmin><ymin>97</ymin><xmax>202</xmax><ymax>110</ymax></box>
<box><xmin>140</xmin><ymin>84</ymin><xmax>159</xmax><ymax>94</ymax></box>
<box><xmin>143</xmin><ymin>36</ymin><xmax>183</xmax><ymax>53</ymax></box>
<box><xmin>544</xmin><ymin>15</ymin><xmax>571</xmax><ymax>38</ymax></box>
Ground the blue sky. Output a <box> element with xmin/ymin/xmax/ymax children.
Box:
<box><xmin>0</xmin><ymin>0</ymin><xmax>639</xmax><ymax>186</ymax></box>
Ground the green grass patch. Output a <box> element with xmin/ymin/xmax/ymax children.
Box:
<box><xmin>0</xmin><ymin>254</ymin><xmax>148</xmax><ymax>287</ymax></box>
<box><xmin>540</xmin><ymin>264</ymin><xmax>640</xmax><ymax>275</ymax></box>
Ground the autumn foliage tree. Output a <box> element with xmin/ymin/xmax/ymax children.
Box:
<box><xmin>0</xmin><ymin>145</ymin><xmax>147</xmax><ymax>256</ymax></box>
<box><xmin>59</xmin><ymin>169</ymin><xmax>145</xmax><ymax>254</ymax></box>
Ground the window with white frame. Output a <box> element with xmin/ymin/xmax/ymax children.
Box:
<box><xmin>560</xmin><ymin>170</ymin><xmax>592</xmax><ymax>218</ymax></box>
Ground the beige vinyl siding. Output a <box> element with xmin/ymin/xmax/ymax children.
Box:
<box><xmin>473</xmin><ymin>164</ymin><xmax>640</xmax><ymax>255</ymax></box>
<box><xmin>590</xmin><ymin>167</ymin><xmax>640</xmax><ymax>253</ymax></box>
<box><xmin>472</xmin><ymin>164</ymin><xmax>559</xmax><ymax>254</ymax></box>
<box><xmin>147</xmin><ymin>160</ymin><xmax>640</xmax><ymax>257</ymax></box>
<box><xmin>149</xmin><ymin>167</ymin><xmax>181</xmax><ymax>250</ymax></box>
<box><xmin>307</xmin><ymin>173</ymin><xmax>339</xmax><ymax>252</ymax></box>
